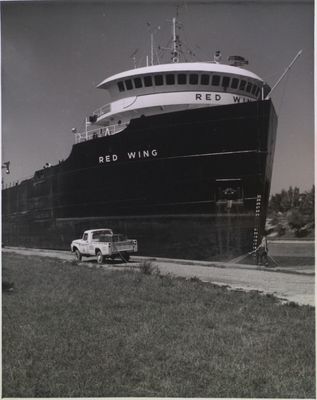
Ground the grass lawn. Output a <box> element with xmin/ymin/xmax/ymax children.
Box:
<box><xmin>2</xmin><ymin>253</ymin><xmax>315</xmax><ymax>398</ymax></box>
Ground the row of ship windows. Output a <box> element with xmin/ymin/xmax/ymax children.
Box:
<box><xmin>117</xmin><ymin>74</ymin><xmax>262</xmax><ymax>97</ymax></box>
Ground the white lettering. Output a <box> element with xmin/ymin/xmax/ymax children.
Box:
<box><xmin>98</xmin><ymin>154</ymin><xmax>118</xmax><ymax>164</ymax></box>
<box><xmin>127</xmin><ymin>149</ymin><xmax>158</xmax><ymax>160</ymax></box>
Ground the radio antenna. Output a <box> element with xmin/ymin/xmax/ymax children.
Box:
<box><xmin>265</xmin><ymin>50</ymin><xmax>302</xmax><ymax>100</ymax></box>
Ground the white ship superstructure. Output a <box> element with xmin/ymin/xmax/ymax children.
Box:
<box><xmin>77</xmin><ymin>63</ymin><xmax>267</xmax><ymax>144</ymax></box>
<box><xmin>95</xmin><ymin>62</ymin><xmax>265</xmax><ymax>123</ymax></box>
<box><xmin>74</xmin><ymin>17</ymin><xmax>269</xmax><ymax>143</ymax></box>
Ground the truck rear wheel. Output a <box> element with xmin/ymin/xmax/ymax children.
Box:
<box><xmin>96</xmin><ymin>250</ymin><xmax>104</xmax><ymax>264</ymax></box>
<box><xmin>74</xmin><ymin>249</ymin><xmax>82</xmax><ymax>261</ymax></box>
<box><xmin>123</xmin><ymin>252</ymin><xmax>130</xmax><ymax>262</ymax></box>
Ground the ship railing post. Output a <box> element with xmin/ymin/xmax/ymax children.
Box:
<box><xmin>85</xmin><ymin>117</ymin><xmax>88</xmax><ymax>141</ymax></box>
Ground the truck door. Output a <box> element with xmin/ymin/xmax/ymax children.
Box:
<box><xmin>81</xmin><ymin>232</ymin><xmax>89</xmax><ymax>254</ymax></box>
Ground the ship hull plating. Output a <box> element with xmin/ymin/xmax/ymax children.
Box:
<box><xmin>2</xmin><ymin>100</ymin><xmax>277</xmax><ymax>260</ymax></box>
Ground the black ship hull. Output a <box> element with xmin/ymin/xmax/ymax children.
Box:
<box><xmin>2</xmin><ymin>100</ymin><xmax>277</xmax><ymax>260</ymax></box>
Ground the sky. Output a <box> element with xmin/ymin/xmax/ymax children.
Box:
<box><xmin>1</xmin><ymin>0</ymin><xmax>314</xmax><ymax>195</ymax></box>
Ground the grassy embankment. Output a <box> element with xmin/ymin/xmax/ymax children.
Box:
<box><xmin>2</xmin><ymin>253</ymin><xmax>315</xmax><ymax>398</ymax></box>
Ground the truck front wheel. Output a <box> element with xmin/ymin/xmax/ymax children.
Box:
<box><xmin>74</xmin><ymin>249</ymin><xmax>82</xmax><ymax>261</ymax></box>
<box><xmin>96</xmin><ymin>250</ymin><xmax>104</xmax><ymax>264</ymax></box>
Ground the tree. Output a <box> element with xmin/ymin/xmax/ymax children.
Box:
<box><xmin>269</xmin><ymin>185</ymin><xmax>315</xmax><ymax>237</ymax></box>
<box><xmin>299</xmin><ymin>185</ymin><xmax>314</xmax><ymax>220</ymax></box>
<box><xmin>269</xmin><ymin>185</ymin><xmax>314</xmax><ymax>216</ymax></box>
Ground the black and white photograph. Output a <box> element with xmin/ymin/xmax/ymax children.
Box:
<box><xmin>1</xmin><ymin>0</ymin><xmax>315</xmax><ymax>397</ymax></box>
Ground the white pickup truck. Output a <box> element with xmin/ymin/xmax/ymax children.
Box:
<box><xmin>71</xmin><ymin>229</ymin><xmax>138</xmax><ymax>263</ymax></box>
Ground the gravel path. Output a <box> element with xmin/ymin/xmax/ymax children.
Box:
<box><xmin>155</xmin><ymin>262</ymin><xmax>315</xmax><ymax>306</ymax></box>
<box><xmin>3</xmin><ymin>247</ymin><xmax>315</xmax><ymax>307</ymax></box>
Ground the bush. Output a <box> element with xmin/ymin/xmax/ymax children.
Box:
<box><xmin>287</xmin><ymin>209</ymin><xmax>306</xmax><ymax>231</ymax></box>
<box><xmin>139</xmin><ymin>260</ymin><xmax>159</xmax><ymax>275</ymax></box>
<box><xmin>277</xmin><ymin>223</ymin><xmax>286</xmax><ymax>237</ymax></box>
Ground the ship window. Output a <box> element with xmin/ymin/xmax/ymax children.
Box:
<box><xmin>166</xmin><ymin>74</ymin><xmax>175</xmax><ymax>85</ymax></box>
<box><xmin>117</xmin><ymin>81</ymin><xmax>125</xmax><ymax>92</ymax></box>
<box><xmin>133</xmin><ymin>77</ymin><xmax>142</xmax><ymax>88</ymax></box>
<box><xmin>177</xmin><ymin>74</ymin><xmax>187</xmax><ymax>84</ymax></box>
<box><xmin>239</xmin><ymin>80</ymin><xmax>246</xmax><ymax>91</ymax></box>
<box><xmin>255</xmin><ymin>86</ymin><xmax>261</xmax><ymax>97</ymax></box>
<box><xmin>231</xmin><ymin>78</ymin><xmax>239</xmax><ymax>89</ymax></box>
<box><xmin>154</xmin><ymin>75</ymin><xmax>163</xmax><ymax>86</ymax></box>
<box><xmin>222</xmin><ymin>76</ymin><xmax>230</xmax><ymax>87</ymax></box>
<box><xmin>246</xmin><ymin>82</ymin><xmax>252</xmax><ymax>93</ymax></box>
<box><xmin>251</xmin><ymin>84</ymin><xmax>257</xmax><ymax>95</ymax></box>
<box><xmin>200</xmin><ymin>74</ymin><xmax>210</xmax><ymax>85</ymax></box>
<box><xmin>189</xmin><ymin>74</ymin><xmax>198</xmax><ymax>84</ymax></box>
<box><xmin>144</xmin><ymin>75</ymin><xmax>153</xmax><ymax>87</ymax></box>
<box><xmin>212</xmin><ymin>75</ymin><xmax>220</xmax><ymax>86</ymax></box>
<box><xmin>125</xmin><ymin>79</ymin><xmax>133</xmax><ymax>90</ymax></box>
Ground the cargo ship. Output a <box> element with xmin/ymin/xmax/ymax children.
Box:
<box><xmin>2</xmin><ymin>17</ymin><xmax>278</xmax><ymax>260</ymax></box>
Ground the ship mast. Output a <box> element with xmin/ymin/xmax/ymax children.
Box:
<box><xmin>172</xmin><ymin>17</ymin><xmax>179</xmax><ymax>63</ymax></box>
<box><xmin>150</xmin><ymin>32</ymin><xmax>154</xmax><ymax>66</ymax></box>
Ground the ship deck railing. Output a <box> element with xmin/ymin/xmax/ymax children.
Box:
<box><xmin>74</xmin><ymin>124</ymin><xmax>124</xmax><ymax>144</ymax></box>
<box><xmin>93</xmin><ymin>103</ymin><xmax>111</xmax><ymax>118</ymax></box>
